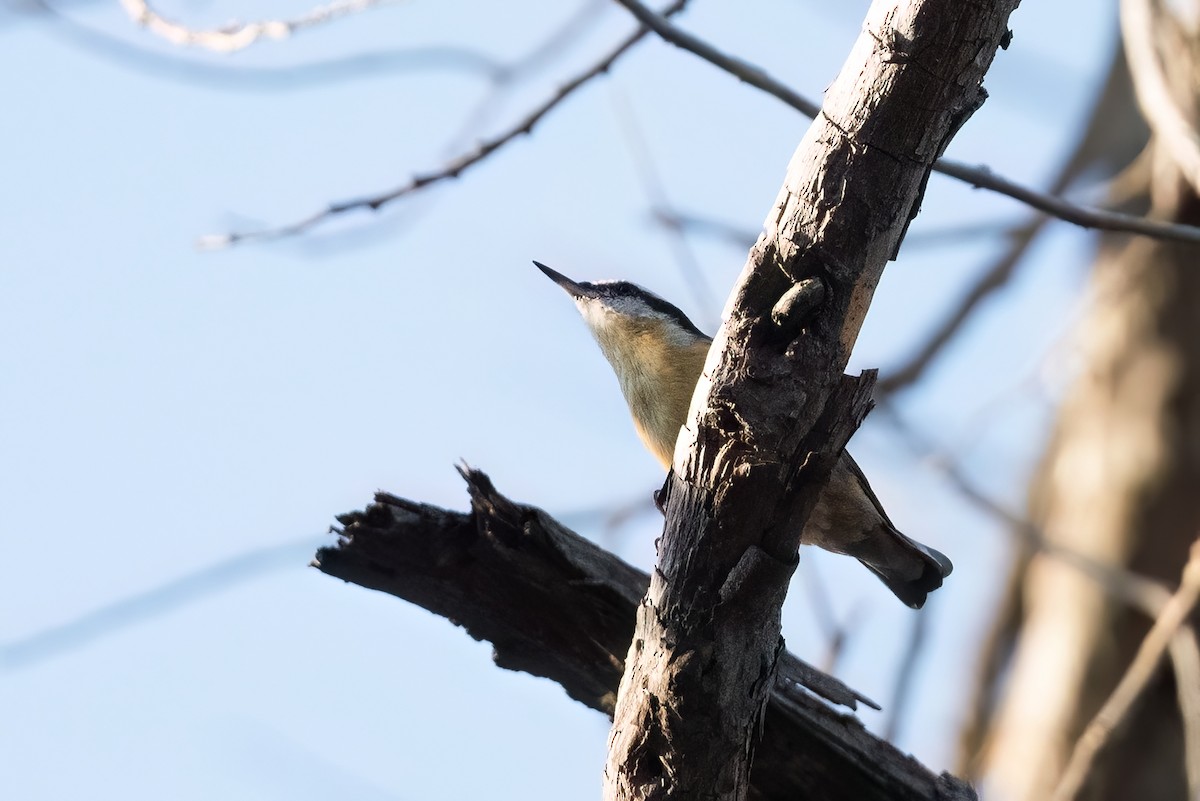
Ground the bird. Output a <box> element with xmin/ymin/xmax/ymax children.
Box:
<box><xmin>535</xmin><ymin>260</ymin><xmax>952</xmax><ymax>609</ymax></box>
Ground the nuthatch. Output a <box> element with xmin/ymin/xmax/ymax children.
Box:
<box><xmin>535</xmin><ymin>261</ymin><xmax>952</xmax><ymax>609</ymax></box>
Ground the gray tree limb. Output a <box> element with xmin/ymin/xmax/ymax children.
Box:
<box><xmin>313</xmin><ymin>468</ymin><xmax>973</xmax><ymax>801</ymax></box>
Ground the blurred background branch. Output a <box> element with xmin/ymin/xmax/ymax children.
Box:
<box><xmin>1053</xmin><ymin>540</ymin><xmax>1200</xmax><ymax>801</ymax></box>
<box><xmin>119</xmin><ymin>0</ymin><xmax>399</xmax><ymax>52</ymax></box>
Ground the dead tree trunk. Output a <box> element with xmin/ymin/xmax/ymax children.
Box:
<box><xmin>970</xmin><ymin>166</ymin><xmax>1200</xmax><ymax>801</ymax></box>
<box><xmin>964</xmin><ymin>5</ymin><xmax>1200</xmax><ymax>797</ymax></box>
<box><xmin>601</xmin><ymin>2</ymin><xmax>1019</xmax><ymax>800</ymax></box>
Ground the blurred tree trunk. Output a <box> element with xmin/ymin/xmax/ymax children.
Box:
<box><xmin>960</xmin><ymin>9</ymin><xmax>1200</xmax><ymax>799</ymax></box>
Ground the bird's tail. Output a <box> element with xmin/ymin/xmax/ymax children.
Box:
<box><xmin>855</xmin><ymin>532</ymin><xmax>953</xmax><ymax>610</ymax></box>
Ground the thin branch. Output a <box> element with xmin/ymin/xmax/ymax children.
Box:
<box><xmin>200</xmin><ymin>0</ymin><xmax>691</xmax><ymax>249</ymax></box>
<box><xmin>22</xmin><ymin>0</ymin><xmax>510</xmax><ymax>91</ymax></box>
<box><xmin>876</xmin><ymin>403</ymin><xmax>1174</xmax><ymax>619</ymax></box>
<box><xmin>955</xmin><ymin>551</ymin><xmax>1028</xmax><ymax>779</ymax></box>
<box><xmin>611</xmin><ymin>0</ymin><xmax>1200</xmax><ymax>246</ymax></box>
<box><xmin>903</xmin><ymin>218</ymin><xmax>1048</xmax><ymax>247</ymax></box>
<box><xmin>651</xmin><ymin>208</ymin><xmax>758</xmax><ymax>249</ymax></box>
<box><xmin>788</xmin><ymin>38</ymin><xmax>1146</xmax><ymax>397</ymax></box>
<box><xmin>551</xmin><ymin>493</ymin><xmax>658</xmax><ymax>538</ymax></box>
<box><xmin>931</xmin><ymin>159</ymin><xmax>1200</xmax><ymax>243</ymax></box>
<box><xmin>652</xmin><ymin>208</ymin><xmax>1034</xmax><ymax>251</ymax></box>
<box><xmin>1052</xmin><ymin>539</ymin><xmax>1200</xmax><ymax>801</ymax></box>
<box><xmin>795</xmin><ymin>556</ymin><xmax>852</xmax><ymax>673</ymax></box>
<box><xmin>208</xmin><ymin>0</ymin><xmax>1200</xmax><ymax>247</ymax></box>
<box><xmin>1169</xmin><ymin>625</ymin><xmax>1200</xmax><ymax>798</ymax></box>
<box><xmin>952</xmin><ymin>468</ymin><xmax>1174</xmax><ymax>615</ymax></box>
<box><xmin>880</xmin><ymin>401</ymin><xmax>1200</xmax><ymax>797</ymax></box>
<box><xmin>0</xmin><ymin>537</ymin><xmax>322</xmax><ymax>670</ymax></box>
<box><xmin>660</xmin><ymin>42</ymin><xmax>1144</xmax><ymax>399</ymax></box>
<box><xmin>120</xmin><ymin>0</ymin><xmax>398</xmax><ymax>53</ymax></box>
<box><xmin>1121</xmin><ymin>0</ymin><xmax>1200</xmax><ymax>196</ymax></box>
<box><xmin>877</xmin><ymin>215</ymin><xmax>1046</xmax><ymax>395</ymax></box>
<box><xmin>611</xmin><ymin>90</ymin><xmax>720</xmax><ymax>326</ymax></box>
<box><xmin>610</xmin><ymin>0</ymin><xmax>818</xmax><ymax>116</ymax></box>
<box><xmin>443</xmin><ymin>0</ymin><xmax>608</xmax><ymax>152</ymax></box>
<box><xmin>885</xmin><ymin>601</ymin><xmax>932</xmax><ymax>743</ymax></box>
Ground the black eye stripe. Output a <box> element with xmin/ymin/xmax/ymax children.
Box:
<box><xmin>580</xmin><ymin>281</ymin><xmax>709</xmax><ymax>339</ymax></box>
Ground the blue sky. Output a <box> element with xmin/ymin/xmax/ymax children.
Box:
<box><xmin>2</xmin><ymin>1</ymin><xmax>1113</xmax><ymax>798</ymax></box>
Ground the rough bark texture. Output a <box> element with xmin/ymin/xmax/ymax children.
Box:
<box><xmin>313</xmin><ymin>469</ymin><xmax>975</xmax><ymax>801</ymax></box>
<box><xmin>603</xmin><ymin>1</ymin><xmax>1021</xmax><ymax>799</ymax></box>
<box><xmin>966</xmin><ymin>7</ymin><xmax>1200</xmax><ymax>799</ymax></box>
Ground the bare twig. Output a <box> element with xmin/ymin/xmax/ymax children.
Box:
<box><xmin>876</xmin><ymin>403</ymin><xmax>1174</xmax><ymax>618</ymax></box>
<box><xmin>444</xmin><ymin>1</ymin><xmax>608</xmax><ymax>152</ymax></box>
<box><xmin>610</xmin><ymin>0</ymin><xmax>819</xmax><ymax>115</ymax></box>
<box><xmin>1169</xmin><ymin>625</ymin><xmax>1200</xmax><ymax>798</ymax></box>
<box><xmin>201</xmin><ymin>0</ymin><xmax>691</xmax><ymax>248</ymax></box>
<box><xmin>27</xmin><ymin>0</ymin><xmax>580</xmax><ymax>93</ymax></box>
<box><xmin>877</xmin><ymin>215</ymin><xmax>1046</xmax><ymax>395</ymax></box>
<box><xmin>120</xmin><ymin>0</ymin><xmax>398</xmax><ymax>53</ymax></box>
<box><xmin>794</xmin><ymin>556</ymin><xmax>855</xmax><ymax>674</ymax></box>
<box><xmin>1052</xmin><ymin>539</ymin><xmax>1200</xmax><ymax>801</ymax></box>
<box><xmin>611</xmin><ymin>0</ymin><xmax>1200</xmax><ymax>246</ymax></box>
<box><xmin>886</xmin><ymin>602</ymin><xmax>932</xmax><ymax>743</ymax></box>
<box><xmin>903</xmin><ymin>218</ymin><xmax>1046</xmax><ymax>247</ymax></box>
<box><xmin>880</xmin><ymin>40</ymin><xmax>1150</xmax><ymax>395</ymax></box>
<box><xmin>955</xmin><ymin>552</ymin><xmax>1028</xmax><ymax>779</ymax></box>
<box><xmin>957</xmin><ymin>474</ymin><xmax>1173</xmax><ymax>613</ymax></box>
<box><xmin>1121</xmin><ymin>0</ymin><xmax>1200</xmax><ymax>196</ymax></box>
<box><xmin>880</xmin><ymin>402</ymin><xmax>1200</xmax><ymax>796</ymax></box>
<box><xmin>208</xmin><ymin>0</ymin><xmax>1200</xmax><ymax>247</ymax></box>
<box><xmin>610</xmin><ymin>90</ymin><xmax>719</xmax><ymax>325</ymax></box>
<box><xmin>0</xmin><ymin>537</ymin><xmax>322</xmax><ymax>670</ymax></box>
<box><xmin>930</xmin><ymin>159</ymin><xmax>1200</xmax><ymax>243</ymax></box>
<box><xmin>651</xmin><ymin>208</ymin><xmax>758</xmax><ymax>249</ymax></box>
<box><xmin>652</xmin><ymin>208</ymin><xmax>1033</xmax><ymax>251</ymax></box>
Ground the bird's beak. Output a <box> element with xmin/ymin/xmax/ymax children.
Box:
<box><xmin>534</xmin><ymin>261</ymin><xmax>599</xmax><ymax>299</ymax></box>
